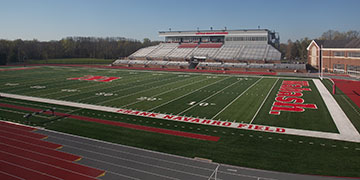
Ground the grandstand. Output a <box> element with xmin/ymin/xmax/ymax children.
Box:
<box><xmin>113</xmin><ymin>59</ymin><xmax>305</xmax><ymax>71</ymax></box>
<box><xmin>117</xmin><ymin>29</ymin><xmax>304</xmax><ymax>72</ymax></box>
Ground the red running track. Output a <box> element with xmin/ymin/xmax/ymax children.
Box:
<box><xmin>0</xmin><ymin>103</ymin><xmax>220</xmax><ymax>141</ymax></box>
<box><xmin>0</xmin><ymin>160</ymin><xmax>59</xmax><ymax>180</ymax></box>
<box><xmin>0</xmin><ymin>120</ymin><xmax>106</xmax><ymax>179</ymax></box>
<box><xmin>0</xmin><ymin>152</ymin><xmax>98</xmax><ymax>180</ymax></box>
<box><xmin>333</xmin><ymin>79</ymin><xmax>360</xmax><ymax>108</ymax></box>
<box><xmin>0</xmin><ymin>136</ymin><xmax>80</xmax><ymax>161</ymax></box>
<box><xmin>0</xmin><ymin>130</ymin><xmax>62</xmax><ymax>149</ymax></box>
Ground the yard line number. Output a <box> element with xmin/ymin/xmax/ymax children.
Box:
<box><xmin>188</xmin><ymin>101</ymin><xmax>216</xmax><ymax>107</ymax></box>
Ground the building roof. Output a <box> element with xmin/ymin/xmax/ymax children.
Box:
<box><xmin>313</xmin><ymin>39</ymin><xmax>360</xmax><ymax>48</ymax></box>
<box><xmin>158</xmin><ymin>29</ymin><xmax>272</xmax><ymax>37</ymax></box>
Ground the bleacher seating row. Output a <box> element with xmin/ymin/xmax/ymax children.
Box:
<box><xmin>113</xmin><ymin>60</ymin><xmax>189</xmax><ymax>67</ymax></box>
<box><xmin>197</xmin><ymin>62</ymin><xmax>305</xmax><ymax>70</ymax></box>
<box><xmin>129</xmin><ymin>43</ymin><xmax>281</xmax><ymax>61</ymax></box>
<box><xmin>113</xmin><ymin>60</ymin><xmax>306</xmax><ymax>70</ymax></box>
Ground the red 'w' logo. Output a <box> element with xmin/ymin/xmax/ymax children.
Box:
<box><xmin>68</xmin><ymin>75</ymin><xmax>120</xmax><ymax>82</ymax></box>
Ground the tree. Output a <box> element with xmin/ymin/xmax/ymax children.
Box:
<box><xmin>320</xmin><ymin>30</ymin><xmax>360</xmax><ymax>40</ymax></box>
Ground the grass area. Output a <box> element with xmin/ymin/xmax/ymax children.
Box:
<box><xmin>254</xmin><ymin>78</ymin><xmax>338</xmax><ymax>133</ymax></box>
<box><xmin>0</xmin><ymin>98</ymin><xmax>359</xmax><ymax>177</ymax></box>
<box><xmin>1</xmin><ymin>66</ymin><xmax>360</xmax><ymax>177</ymax></box>
<box><xmin>0</xmin><ymin>66</ymin><xmax>340</xmax><ymax>133</ymax></box>
<box><xmin>323</xmin><ymin>79</ymin><xmax>360</xmax><ymax>133</ymax></box>
<box><xmin>27</xmin><ymin>58</ymin><xmax>114</xmax><ymax>64</ymax></box>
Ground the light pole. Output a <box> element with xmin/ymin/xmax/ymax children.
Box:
<box><xmin>320</xmin><ymin>45</ymin><xmax>324</xmax><ymax>80</ymax></box>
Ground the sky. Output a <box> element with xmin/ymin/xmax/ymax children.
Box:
<box><xmin>0</xmin><ymin>0</ymin><xmax>359</xmax><ymax>43</ymax></box>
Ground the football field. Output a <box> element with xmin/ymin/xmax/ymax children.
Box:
<box><xmin>0</xmin><ymin>66</ymin><xmax>359</xmax><ymax>138</ymax></box>
<box><xmin>1</xmin><ymin>65</ymin><xmax>360</xmax><ymax>177</ymax></box>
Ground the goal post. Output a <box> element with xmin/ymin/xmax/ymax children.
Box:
<box><xmin>324</xmin><ymin>77</ymin><xmax>336</xmax><ymax>95</ymax></box>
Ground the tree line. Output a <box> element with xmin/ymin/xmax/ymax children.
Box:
<box><xmin>279</xmin><ymin>30</ymin><xmax>360</xmax><ymax>62</ymax></box>
<box><xmin>0</xmin><ymin>30</ymin><xmax>359</xmax><ymax>65</ymax></box>
<box><xmin>0</xmin><ymin>37</ymin><xmax>160</xmax><ymax>65</ymax></box>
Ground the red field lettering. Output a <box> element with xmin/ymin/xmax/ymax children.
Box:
<box><xmin>164</xmin><ymin>115</ymin><xmax>174</xmax><ymax>119</ymax></box>
<box><xmin>148</xmin><ymin>113</ymin><xmax>158</xmax><ymax>117</ymax></box>
<box><xmin>222</xmin><ymin>122</ymin><xmax>232</xmax><ymax>126</ymax></box>
<box><xmin>282</xmin><ymin>81</ymin><xmax>309</xmax><ymax>86</ymax></box>
<box><xmin>68</xmin><ymin>75</ymin><xmax>120</xmax><ymax>82</ymax></box>
<box><xmin>275</xmin><ymin>97</ymin><xmax>304</xmax><ymax>104</ymax></box>
<box><xmin>264</xmin><ymin>126</ymin><xmax>274</xmax><ymax>132</ymax></box>
<box><xmin>277</xmin><ymin>91</ymin><xmax>303</xmax><ymax>97</ymax></box>
<box><xmin>201</xmin><ymin>120</ymin><xmax>212</xmax><ymax>124</ymax></box>
<box><xmin>271</xmin><ymin>102</ymin><xmax>317</xmax><ymax>114</ymax></box>
<box><xmin>237</xmin><ymin>124</ymin><xmax>247</xmax><ymax>128</ymax></box>
<box><xmin>276</xmin><ymin>128</ymin><xmax>286</xmax><ymax>133</ymax></box>
<box><xmin>254</xmin><ymin>125</ymin><xmax>264</xmax><ymax>130</ymax></box>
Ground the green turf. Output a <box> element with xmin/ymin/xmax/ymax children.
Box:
<box><xmin>0</xmin><ymin>66</ymin><xmax>344</xmax><ymax>132</ymax></box>
<box><xmin>323</xmin><ymin>79</ymin><xmax>360</xmax><ymax>133</ymax></box>
<box><xmin>1</xmin><ymin>66</ymin><xmax>360</xmax><ymax>177</ymax></box>
<box><xmin>27</xmin><ymin>58</ymin><xmax>114</xmax><ymax>64</ymax></box>
<box><xmin>0</xmin><ymin>98</ymin><xmax>359</xmax><ymax>177</ymax></box>
<box><xmin>253</xmin><ymin>78</ymin><xmax>338</xmax><ymax>133</ymax></box>
<box><xmin>213</xmin><ymin>78</ymin><xmax>276</xmax><ymax>122</ymax></box>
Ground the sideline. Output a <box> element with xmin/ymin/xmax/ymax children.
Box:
<box><xmin>312</xmin><ymin>79</ymin><xmax>360</xmax><ymax>140</ymax></box>
<box><xmin>1</xmin><ymin>92</ymin><xmax>360</xmax><ymax>143</ymax></box>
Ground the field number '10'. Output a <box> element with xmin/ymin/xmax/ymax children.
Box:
<box><xmin>188</xmin><ymin>101</ymin><xmax>209</xmax><ymax>106</ymax></box>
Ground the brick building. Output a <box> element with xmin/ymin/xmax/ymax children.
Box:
<box><xmin>307</xmin><ymin>39</ymin><xmax>360</xmax><ymax>75</ymax></box>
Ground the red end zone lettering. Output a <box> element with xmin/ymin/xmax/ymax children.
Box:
<box><xmin>68</xmin><ymin>75</ymin><xmax>120</xmax><ymax>82</ymax></box>
<box><xmin>270</xmin><ymin>80</ymin><xmax>317</xmax><ymax>115</ymax></box>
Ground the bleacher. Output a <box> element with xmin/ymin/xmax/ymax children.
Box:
<box><xmin>167</xmin><ymin>47</ymin><xmax>196</xmax><ymax>60</ymax></box>
<box><xmin>213</xmin><ymin>44</ymin><xmax>243</xmax><ymax>60</ymax></box>
<box><xmin>113</xmin><ymin>59</ymin><xmax>306</xmax><ymax>72</ymax></box>
<box><xmin>178</xmin><ymin>43</ymin><xmax>198</xmax><ymax>48</ymax></box>
<box><xmin>129</xmin><ymin>43</ymin><xmax>281</xmax><ymax>62</ymax></box>
<box><xmin>198</xmin><ymin>43</ymin><xmax>223</xmax><ymax>48</ymax></box>
<box><xmin>147</xmin><ymin>43</ymin><xmax>178</xmax><ymax>59</ymax></box>
<box><xmin>111</xmin><ymin>29</ymin><xmax>304</xmax><ymax>72</ymax></box>
<box><xmin>113</xmin><ymin>59</ymin><xmax>189</xmax><ymax>68</ymax></box>
<box><xmin>129</xmin><ymin>45</ymin><xmax>160</xmax><ymax>59</ymax></box>
<box><xmin>189</xmin><ymin>47</ymin><xmax>220</xmax><ymax>59</ymax></box>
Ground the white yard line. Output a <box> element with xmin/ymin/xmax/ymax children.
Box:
<box><xmin>121</xmin><ymin>77</ymin><xmax>208</xmax><ymax>108</ymax></box>
<box><xmin>75</xmin><ymin>74</ymin><xmax>181</xmax><ymax>103</ymax></box>
<box><xmin>313</xmin><ymin>79</ymin><xmax>360</xmax><ymax>139</ymax></box>
<box><xmin>211</xmin><ymin>77</ymin><xmax>263</xmax><ymax>120</ymax></box>
<box><xmin>41</xmin><ymin>73</ymin><xmax>149</xmax><ymax>98</ymax></box>
<box><xmin>1</xmin><ymin>92</ymin><xmax>360</xmax><ymax>142</ymax></box>
<box><xmin>147</xmin><ymin>77</ymin><xmax>229</xmax><ymax>112</ymax></box>
<box><xmin>96</xmin><ymin>76</ymin><xmax>192</xmax><ymax>105</ymax></box>
<box><xmin>177</xmin><ymin>79</ymin><xmax>240</xmax><ymax>115</ymax></box>
<box><xmin>249</xmin><ymin>78</ymin><xmax>279</xmax><ymax>124</ymax></box>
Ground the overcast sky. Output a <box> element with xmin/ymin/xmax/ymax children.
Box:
<box><xmin>1</xmin><ymin>0</ymin><xmax>359</xmax><ymax>43</ymax></box>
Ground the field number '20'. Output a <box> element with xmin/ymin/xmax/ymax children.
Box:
<box><xmin>188</xmin><ymin>101</ymin><xmax>209</xmax><ymax>106</ymax></box>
